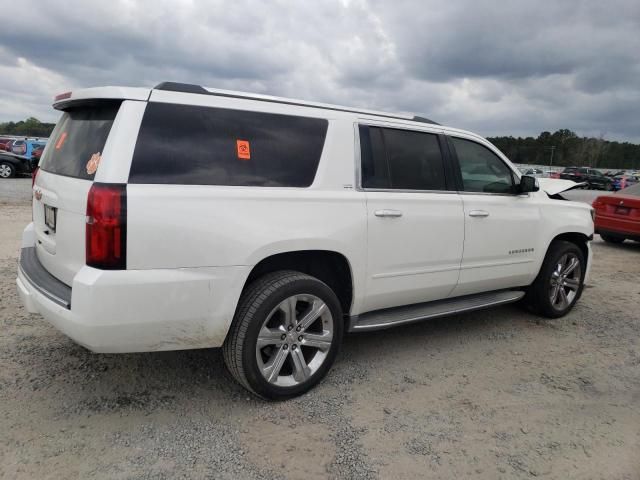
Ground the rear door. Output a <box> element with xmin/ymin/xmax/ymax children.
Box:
<box><xmin>33</xmin><ymin>102</ymin><xmax>121</xmax><ymax>285</ymax></box>
<box><xmin>359</xmin><ymin>124</ymin><xmax>464</xmax><ymax>313</ymax></box>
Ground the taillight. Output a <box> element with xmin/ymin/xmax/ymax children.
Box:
<box><xmin>31</xmin><ymin>167</ymin><xmax>39</xmax><ymax>188</ymax></box>
<box><xmin>86</xmin><ymin>183</ymin><xmax>127</xmax><ymax>270</ymax></box>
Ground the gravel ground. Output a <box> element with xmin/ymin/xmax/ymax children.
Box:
<box><xmin>1</xmin><ymin>189</ymin><xmax>639</xmax><ymax>479</ymax></box>
<box><xmin>0</xmin><ymin>178</ymin><xmax>32</xmax><ymax>205</ymax></box>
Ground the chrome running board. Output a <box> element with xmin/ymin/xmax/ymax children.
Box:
<box><xmin>348</xmin><ymin>290</ymin><xmax>525</xmax><ymax>332</ymax></box>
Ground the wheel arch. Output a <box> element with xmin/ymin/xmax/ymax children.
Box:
<box><xmin>549</xmin><ymin>232</ymin><xmax>591</xmax><ymax>265</ymax></box>
<box><xmin>242</xmin><ymin>249</ymin><xmax>354</xmax><ymax>316</ymax></box>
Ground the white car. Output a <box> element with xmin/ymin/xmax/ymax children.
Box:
<box><xmin>17</xmin><ymin>83</ymin><xmax>594</xmax><ymax>399</ymax></box>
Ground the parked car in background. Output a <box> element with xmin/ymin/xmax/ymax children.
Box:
<box><xmin>2</xmin><ymin>139</ymin><xmax>17</xmax><ymax>153</ymax></box>
<box><xmin>31</xmin><ymin>144</ymin><xmax>45</xmax><ymax>163</ymax></box>
<box><xmin>11</xmin><ymin>139</ymin><xmax>46</xmax><ymax>160</ymax></box>
<box><xmin>519</xmin><ymin>168</ymin><xmax>545</xmax><ymax>177</ymax></box>
<box><xmin>0</xmin><ymin>137</ymin><xmax>14</xmax><ymax>150</ymax></box>
<box><xmin>593</xmin><ymin>183</ymin><xmax>640</xmax><ymax>243</ymax></box>
<box><xmin>560</xmin><ymin>167</ymin><xmax>613</xmax><ymax>190</ymax></box>
<box><xmin>612</xmin><ymin>175</ymin><xmax>639</xmax><ymax>191</ymax></box>
<box><xmin>16</xmin><ymin>82</ymin><xmax>594</xmax><ymax>399</ymax></box>
<box><xmin>0</xmin><ymin>151</ymin><xmax>36</xmax><ymax>178</ymax></box>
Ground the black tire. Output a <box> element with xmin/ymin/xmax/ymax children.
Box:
<box><xmin>0</xmin><ymin>161</ymin><xmax>15</xmax><ymax>178</ymax></box>
<box><xmin>223</xmin><ymin>270</ymin><xmax>343</xmax><ymax>400</ymax></box>
<box><xmin>600</xmin><ymin>233</ymin><xmax>625</xmax><ymax>244</ymax></box>
<box><xmin>523</xmin><ymin>240</ymin><xmax>586</xmax><ymax>318</ymax></box>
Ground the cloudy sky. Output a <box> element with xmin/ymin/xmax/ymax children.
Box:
<box><xmin>1</xmin><ymin>0</ymin><xmax>639</xmax><ymax>141</ymax></box>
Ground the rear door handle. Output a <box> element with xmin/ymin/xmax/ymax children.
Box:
<box><xmin>374</xmin><ymin>209</ymin><xmax>403</xmax><ymax>218</ymax></box>
<box><xmin>469</xmin><ymin>210</ymin><xmax>489</xmax><ymax>218</ymax></box>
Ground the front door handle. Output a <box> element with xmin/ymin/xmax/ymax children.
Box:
<box><xmin>374</xmin><ymin>209</ymin><xmax>403</xmax><ymax>218</ymax></box>
<box><xmin>469</xmin><ymin>210</ymin><xmax>490</xmax><ymax>218</ymax></box>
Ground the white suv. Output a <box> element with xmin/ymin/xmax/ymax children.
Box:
<box><xmin>17</xmin><ymin>83</ymin><xmax>594</xmax><ymax>399</ymax></box>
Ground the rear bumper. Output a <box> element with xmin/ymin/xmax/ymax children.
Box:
<box><xmin>17</xmin><ymin>224</ymin><xmax>250</xmax><ymax>353</ymax></box>
<box><xmin>595</xmin><ymin>216</ymin><xmax>640</xmax><ymax>238</ymax></box>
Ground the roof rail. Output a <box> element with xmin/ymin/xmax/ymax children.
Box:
<box><xmin>153</xmin><ymin>82</ymin><xmax>439</xmax><ymax>125</ymax></box>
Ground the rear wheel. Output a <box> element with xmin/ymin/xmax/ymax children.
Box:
<box><xmin>0</xmin><ymin>161</ymin><xmax>15</xmax><ymax>178</ymax></box>
<box><xmin>223</xmin><ymin>270</ymin><xmax>343</xmax><ymax>400</ymax></box>
<box><xmin>600</xmin><ymin>233</ymin><xmax>625</xmax><ymax>244</ymax></box>
<box><xmin>523</xmin><ymin>241</ymin><xmax>585</xmax><ymax>318</ymax></box>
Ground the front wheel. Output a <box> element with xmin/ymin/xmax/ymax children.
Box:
<box><xmin>523</xmin><ymin>241</ymin><xmax>586</xmax><ymax>318</ymax></box>
<box><xmin>223</xmin><ymin>271</ymin><xmax>343</xmax><ymax>400</ymax></box>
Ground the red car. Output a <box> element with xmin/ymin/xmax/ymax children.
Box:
<box><xmin>592</xmin><ymin>183</ymin><xmax>640</xmax><ymax>243</ymax></box>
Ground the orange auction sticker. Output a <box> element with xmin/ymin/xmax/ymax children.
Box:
<box><xmin>236</xmin><ymin>139</ymin><xmax>251</xmax><ymax>160</ymax></box>
<box><xmin>55</xmin><ymin>132</ymin><xmax>68</xmax><ymax>150</ymax></box>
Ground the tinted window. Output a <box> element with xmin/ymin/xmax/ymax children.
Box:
<box><xmin>129</xmin><ymin>103</ymin><xmax>328</xmax><ymax>187</ymax></box>
<box><xmin>450</xmin><ymin>137</ymin><xmax>515</xmax><ymax>194</ymax></box>
<box><xmin>359</xmin><ymin>126</ymin><xmax>389</xmax><ymax>188</ymax></box>
<box><xmin>39</xmin><ymin>102</ymin><xmax>120</xmax><ymax>180</ymax></box>
<box><xmin>360</xmin><ymin>126</ymin><xmax>446</xmax><ymax>190</ymax></box>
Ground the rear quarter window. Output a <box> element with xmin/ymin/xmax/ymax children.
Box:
<box><xmin>39</xmin><ymin>102</ymin><xmax>120</xmax><ymax>180</ymax></box>
<box><xmin>128</xmin><ymin>103</ymin><xmax>329</xmax><ymax>187</ymax></box>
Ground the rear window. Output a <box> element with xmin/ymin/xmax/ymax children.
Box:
<box><xmin>39</xmin><ymin>102</ymin><xmax>120</xmax><ymax>180</ymax></box>
<box><xmin>128</xmin><ymin>103</ymin><xmax>328</xmax><ymax>187</ymax></box>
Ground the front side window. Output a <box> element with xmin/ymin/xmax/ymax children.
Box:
<box><xmin>450</xmin><ymin>137</ymin><xmax>515</xmax><ymax>194</ymax></box>
<box><xmin>360</xmin><ymin>125</ymin><xmax>446</xmax><ymax>191</ymax></box>
<box><xmin>129</xmin><ymin>103</ymin><xmax>328</xmax><ymax>187</ymax></box>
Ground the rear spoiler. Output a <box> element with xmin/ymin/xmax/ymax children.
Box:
<box><xmin>53</xmin><ymin>87</ymin><xmax>151</xmax><ymax>110</ymax></box>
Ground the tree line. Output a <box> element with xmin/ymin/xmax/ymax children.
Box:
<box><xmin>0</xmin><ymin>117</ymin><xmax>56</xmax><ymax>138</ymax></box>
<box><xmin>1</xmin><ymin>118</ymin><xmax>639</xmax><ymax>170</ymax></box>
<box><xmin>488</xmin><ymin>129</ymin><xmax>640</xmax><ymax>170</ymax></box>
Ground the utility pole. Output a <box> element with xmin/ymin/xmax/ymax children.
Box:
<box><xmin>549</xmin><ymin>146</ymin><xmax>555</xmax><ymax>168</ymax></box>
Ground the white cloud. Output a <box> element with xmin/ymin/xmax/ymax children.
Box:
<box><xmin>0</xmin><ymin>0</ymin><xmax>638</xmax><ymax>141</ymax></box>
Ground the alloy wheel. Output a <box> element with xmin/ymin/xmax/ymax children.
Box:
<box><xmin>256</xmin><ymin>294</ymin><xmax>334</xmax><ymax>387</ymax></box>
<box><xmin>0</xmin><ymin>164</ymin><xmax>12</xmax><ymax>178</ymax></box>
<box><xmin>549</xmin><ymin>253</ymin><xmax>582</xmax><ymax>311</ymax></box>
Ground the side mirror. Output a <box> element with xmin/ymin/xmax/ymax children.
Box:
<box><xmin>518</xmin><ymin>175</ymin><xmax>539</xmax><ymax>193</ymax></box>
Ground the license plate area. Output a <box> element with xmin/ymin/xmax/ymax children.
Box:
<box><xmin>44</xmin><ymin>204</ymin><xmax>57</xmax><ymax>232</ymax></box>
<box><xmin>615</xmin><ymin>206</ymin><xmax>630</xmax><ymax>215</ymax></box>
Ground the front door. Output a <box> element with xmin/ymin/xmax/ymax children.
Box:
<box><xmin>358</xmin><ymin>124</ymin><xmax>464</xmax><ymax>313</ymax></box>
<box><xmin>447</xmin><ymin>135</ymin><xmax>541</xmax><ymax>297</ymax></box>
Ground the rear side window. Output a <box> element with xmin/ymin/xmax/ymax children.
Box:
<box><xmin>129</xmin><ymin>103</ymin><xmax>328</xmax><ymax>187</ymax></box>
<box><xmin>39</xmin><ymin>102</ymin><xmax>120</xmax><ymax>180</ymax></box>
<box><xmin>359</xmin><ymin>125</ymin><xmax>447</xmax><ymax>191</ymax></box>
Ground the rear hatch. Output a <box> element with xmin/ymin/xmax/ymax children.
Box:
<box><xmin>33</xmin><ymin>102</ymin><xmax>121</xmax><ymax>285</ymax></box>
